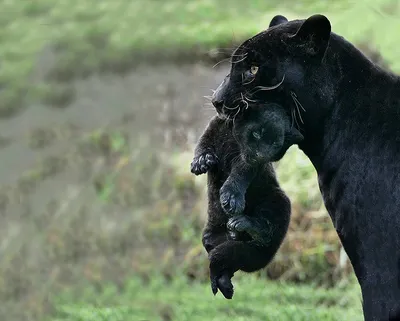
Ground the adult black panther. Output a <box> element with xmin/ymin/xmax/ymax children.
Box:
<box><xmin>211</xmin><ymin>13</ymin><xmax>400</xmax><ymax>321</ymax></box>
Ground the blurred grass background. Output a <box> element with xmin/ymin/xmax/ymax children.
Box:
<box><xmin>0</xmin><ymin>0</ymin><xmax>399</xmax><ymax>320</ymax></box>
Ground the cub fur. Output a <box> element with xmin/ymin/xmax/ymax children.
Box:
<box><xmin>191</xmin><ymin>103</ymin><xmax>302</xmax><ymax>299</ymax></box>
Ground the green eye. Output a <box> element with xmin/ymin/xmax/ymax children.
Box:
<box><xmin>252</xmin><ymin>127</ymin><xmax>264</xmax><ymax>140</ymax></box>
<box><xmin>252</xmin><ymin>131</ymin><xmax>261</xmax><ymax>139</ymax></box>
<box><xmin>250</xmin><ymin>66</ymin><xmax>259</xmax><ymax>75</ymax></box>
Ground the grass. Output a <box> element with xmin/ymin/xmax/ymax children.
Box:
<box><xmin>52</xmin><ymin>274</ymin><xmax>363</xmax><ymax>321</ymax></box>
<box><xmin>0</xmin><ymin>140</ymin><xmax>347</xmax><ymax>320</ymax></box>
<box><xmin>0</xmin><ymin>0</ymin><xmax>399</xmax><ymax>116</ymax></box>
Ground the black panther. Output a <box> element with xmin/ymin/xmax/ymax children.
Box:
<box><xmin>210</xmin><ymin>13</ymin><xmax>400</xmax><ymax>321</ymax></box>
<box><xmin>191</xmin><ymin>103</ymin><xmax>303</xmax><ymax>299</ymax></box>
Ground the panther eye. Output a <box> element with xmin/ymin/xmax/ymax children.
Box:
<box><xmin>250</xmin><ymin>66</ymin><xmax>259</xmax><ymax>75</ymax></box>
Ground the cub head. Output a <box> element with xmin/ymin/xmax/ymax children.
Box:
<box><xmin>233</xmin><ymin>103</ymin><xmax>303</xmax><ymax>163</ymax></box>
<box><xmin>211</xmin><ymin>14</ymin><xmax>335</xmax><ymax>129</ymax></box>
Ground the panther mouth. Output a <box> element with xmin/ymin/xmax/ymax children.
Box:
<box><xmin>218</xmin><ymin>74</ymin><xmax>287</xmax><ymax>117</ymax></box>
<box><xmin>217</xmin><ymin>112</ymin><xmax>228</xmax><ymax>120</ymax></box>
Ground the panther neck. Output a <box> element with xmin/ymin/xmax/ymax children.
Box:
<box><xmin>296</xmin><ymin>34</ymin><xmax>400</xmax><ymax>171</ymax></box>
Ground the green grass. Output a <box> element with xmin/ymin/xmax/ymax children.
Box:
<box><xmin>52</xmin><ymin>274</ymin><xmax>363</xmax><ymax>321</ymax></box>
<box><xmin>1</xmin><ymin>0</ymin><xmax>399</xmax><ymax>116</ymax></box>
<box><xmin>0</xmin><ymin>145</ymin><xmax>346</xmax><ymax>321</ymax></box>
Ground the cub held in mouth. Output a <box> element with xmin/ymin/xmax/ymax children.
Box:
<box><xmin>191</xmin><ymin>103</ymin><xmax>303</xmax><ymax>299</ymax></box>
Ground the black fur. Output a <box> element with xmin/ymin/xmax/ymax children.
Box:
<box><xmin>211</xmin><ymin>13</ymin><xmax>400</xmax><ymax>321</ymax></box>
<box><xmin>191</xmin><ymin>104</ymin><xmax>302</xmax><ymax>299</ymax></box>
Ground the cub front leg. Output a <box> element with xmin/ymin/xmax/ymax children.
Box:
<box><xmin>190</xmin><ymin>116</ymin><xmax>222</xmax><ymax>175</ymax></box>
<box><xmin>219</xmin><ymin>160</ymin><xmax>257</xmax><ymax>216</ymax></box>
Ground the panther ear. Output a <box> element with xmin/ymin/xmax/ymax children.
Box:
<box><xmin>269</xmin><ymin>15</ymin><xmax>288</xmax><ymax>27</ymax></box>
<box><xmin>292</xmin><ymin>14</ymin><xmax>331</xmax><ymax>58</ymax></box>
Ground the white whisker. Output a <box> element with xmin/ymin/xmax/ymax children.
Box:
<box><xmin>296</xmin><ymin>102</ymin><xmax>304</xmax><ymax>124</ymax></box>
<box><xmin>231</xmin><ymin>53</ymin><xmax>248</xmax><ymax>64</ymax></box>
<box><xmin>290</xmin><ymin>91</ymin><xmax>305</xmax><ymax>125</ymax></box>
<box><xmin>294</xmin><ymin>106</ymin><xmax>301</xmax><ymax>127</ymax></box>
<box><xmin>244</xmin><ymin>94</ymin><xmax>257</xmax><ymax>103</ymax></box>
<box><xmin>243</xmin><ymin>77</ymin><xmax>256</xmax><ymax>85</ymax></box>
<box><xmin>213</xmin><ymin>57</ymin><xmax>231</xmax><ymax>68</ymax></box>
<box><xmin>241</xmin><ymin>93</ymin><xmax>249</xmax><ymax>110</ymax></box>
<box><xmin>232</xmin><ymin>106</ymin><xmax>241</xmax><ymax>124</ymax></box>
<box><xmin>291</xmin><ymin>91</ymin><xmax>306</xmax><ymax>112</ymax></box>
<box><xmin>249</xmin><ymin>74</ymin><xmax>285</xmax><ymax>95</ymax></box>
<box><xmin>232</xmin><ymin>96</ymin><xmax>242</xmax><ymax>103</ymax></box>
<box><xmin>291</xmin><ymin>108</ymin><xmax>295</xmax><ymax>129</ymax></box>
<box><xmin>230</xmin><ymin>53</ymin><xmax>247</xmax><ymax>57</ymax></box>
<box><xmin>223</xmin><ymin>104</ymin><xmax>239</xmax><ymax>110</ymax></box>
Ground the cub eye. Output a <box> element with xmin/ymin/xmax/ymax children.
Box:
<box><xmin>252</xmin><ymin>128</ymin><xmax>264</xmax><ymax>140</ymax></box>
<box><xmin>250</xmin><ymin>66</ymin><xmax>259</xmax><ymax>75</ymax></box>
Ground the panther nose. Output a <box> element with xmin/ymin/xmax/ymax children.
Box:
<box><xmin>211</xmin><ymin>97</ymin><xmax>224</xmax><ymax>110</ymax></box>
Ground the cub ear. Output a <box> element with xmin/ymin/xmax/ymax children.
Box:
<box><xmin>293</xmin><ymin>14</ymin><xmax>331</xmax><ymax>58</ymax></box>
<box><xmin>269</xmin><ymin>15</ymin><xmax>288</xmax><ymax>27</ymax></box>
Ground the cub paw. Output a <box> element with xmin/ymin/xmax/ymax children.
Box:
<box><xmin>190</xmin><ymin>152</ymin><xmax>218</xmax><ymax>175</ymax></box>
<box><xmin>209</xmin><ymin>251</ymin><xmax>235</xmax><ymax>299</ymax></box>
<box><xmin>219</xmin><ymin>185</ymin><xmax>245</xmax><ymax>216</ymax></box>
<box><xmin>227</xmin><ymin>216</ymin><xmax>253</xmax><ymax>233</ymax></box>
<box><xmin>211</xmin><ymin>273</ymin><xmax>234</xmax><ymax>300</ymax></box>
